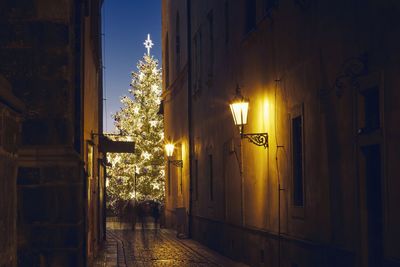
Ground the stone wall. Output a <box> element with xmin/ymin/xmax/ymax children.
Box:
<box><xmin>16</xmin><ymin>154</ymin><xmax>84</xmax><ymax>266</ymax></box>
<box><xmin>163</xmin><ymin>0</ymin><xmax>400</xmax><ymax>266</ymax></box>
<box><xmin>0</xmin><ymin>0</ymin><xmax>104</xmax><ymax>266</ymax></box>
<box><xmin>0</xmin><ymin>108</ymin><xmax>19</xmax><ymax>267</ymax></box>
<box><xmin>0</xmin><ymin>77</ymin><xmax>23</xmax><ymax>267</ymax></box>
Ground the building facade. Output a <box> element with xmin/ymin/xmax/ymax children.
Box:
<box><xmin>0</xmin><ymin>0</ymin><xmax>104</xmax><ymax>266</ymax></box>
<box><xmin>0</xmin><ymin>76</ymin><xmax>24</xmax><ymax>267</ymax></box>
<box><xmin>162</xmin><ymin>0</ymin><xmax>191</xmax><ymax>233</ymax></box>
<box><xmin>162</xmin><ymin>0</ymin><xmax>400</xmax><ymax>266</ymax></box>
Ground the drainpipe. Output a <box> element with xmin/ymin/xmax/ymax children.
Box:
<box><xmin>186</xmin><ymin>0</ymin><xmax>193</xmax><ymax>239</ymax></box>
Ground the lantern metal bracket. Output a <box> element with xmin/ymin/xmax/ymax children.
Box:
<box><xmin>169</xmin><ymin>159</ymin><xmax>183</xmax><ymax>168</ymax></box>
<box><xmin>241</xmin><ymin>132</ymin><xmax>269</xmax><ymax>148</ymax></box>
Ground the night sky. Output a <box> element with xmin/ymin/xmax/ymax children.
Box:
<box><xmin>102</xmin><ymin>0</ymin><xmax>162</xmax><ymax>132</ymax></box>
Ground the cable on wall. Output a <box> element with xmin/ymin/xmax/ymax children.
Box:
<box><xmin>102</xmin><ymin>1</ymin><xmax>108</xmax><ymax>132</ymax></box>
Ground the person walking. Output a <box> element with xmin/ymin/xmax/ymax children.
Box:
<box><xmin>151</xmin><ymin>202</ymin><xmax>160</xmax><ymax>228</ymax></box>
<box><xmin>136</xmin><ymin>202</ymin><xmax>145</xmax><ymax>229</ymax></box>
<box><xmin>126</xmin><ymin>198</ymin><xmax>136</xmax><ymax>230</ymax></box>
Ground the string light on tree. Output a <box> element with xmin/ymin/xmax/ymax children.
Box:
<box><xmin>139</xmin><ymin>72</ymin><xmax>144</xmax><ymax>81</ymax></box>
<box><xmin>107</xmin><ymin>34</ymin><xmax>164</xmax><ymax>208</ymax></box>
<box><xmin>142</xmin><ymin>151</ymin><xmax>151</xmax><ymax>160</ymax></box>
<box><xmin>151</xmin><ymin>84</ymin><xmax>159</xmax><ymax>92</ymax></box>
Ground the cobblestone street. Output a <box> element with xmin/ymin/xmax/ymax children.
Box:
<box><xmin>94</xmin><ymin>224</ymin><xmax>247</xmax><ymax>267</ymax></box>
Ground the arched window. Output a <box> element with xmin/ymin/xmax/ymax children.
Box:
<box><xmin>175</xmin><ymin>12</ymin><xmax>181</xmax><ymax>73</ymax></box>
<box><xmin>165</xmin><ymin>33</ymin><xmax>170</xmax><ymax>88</ymax></box>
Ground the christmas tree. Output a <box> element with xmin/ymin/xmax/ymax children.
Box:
<box><xmin>107</xmin><ymin>35</ymin><xmax>164</xmax><ymax>209</ymax></box>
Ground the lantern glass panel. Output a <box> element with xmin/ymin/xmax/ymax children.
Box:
<box><xmin>230</xmin><ymin>101</ymin><xmax>249</xmax><ymax>126</ymax></box>
<box><xmin>165</xmin><ymin>143</ymin><xmax>175</xmax><ymax>157</ymax></box>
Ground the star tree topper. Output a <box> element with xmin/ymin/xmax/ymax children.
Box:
<box><xmin>143</xmin><ymin>34</ymin><xmax>154</xmax><ymax>56</ymax></box>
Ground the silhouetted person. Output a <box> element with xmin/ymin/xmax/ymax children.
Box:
<box><xmin>136</xmin><ymin>202</ymin><xmax>145</xmax><ymax>229</ymax></box>
<box><xmin>151</xmin><ymin>202</ymin><xmax>160</xmax><ymax>228</ymax></box>
<box><xmin>125</xmin><ymin>198</ymin><xmax>136</xmax><ymax>230</ymax></box>
<box><xmin>159</xmin><ymin>204</ymin><xmax>165</xmax><ymax>228</ymax></box>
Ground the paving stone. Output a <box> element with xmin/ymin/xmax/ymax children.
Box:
<box><xmin>94</xmin><ymin>226</ymin><xmax>247</xmax><ymax>267</ymax></box>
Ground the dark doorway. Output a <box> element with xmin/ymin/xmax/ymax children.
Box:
<box><xmin>362</xmin><ymin>144</ymin><xmax>383</xmax><ymax>267</ymax></box>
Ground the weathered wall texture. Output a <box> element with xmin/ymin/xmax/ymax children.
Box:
<box><xmin>17</xmin><ymin>155</ymin><xmax>85</xmax><ymax>267</ymax></box>
<box><xmin>82</xmin><ymin>0</ymin><xmax>104</xmax><ymax>260</ymax></box>
<box><xmin>0</xmin><ymin>0</ymin><xmax>104</xmax><ymax>266</ymax></box>
<box><xmin>0</xmin><ymin>76</ymin><xmax>23</xmax><ymax>267</ymax></box>
<box><xmin>162</xmin><ymin>0</ymin><xmax>191</xmax><ymax>233</ymax></box>
<box><xmin>163</xmin><ymin>0</ymin><xmax>400</xmax><ymax>266</ymax></box>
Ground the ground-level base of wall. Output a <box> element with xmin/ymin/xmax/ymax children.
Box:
<box><xmin>0</xmin><ymin>153</ymin><xmax>18</xmax><ymax>267</ymax></box>
<box><xmin>17</xmin><ymin>147</ymin><xmax>86</xmax><ymax>267</ymax></box>
<box><xmin>164</xmin><ymin>208</ymin><xmax>188</xmax><ymax>236</ymax></box>
<box><xmin>188</xmin><ymin>215</ymin><xmax>400</xmax><ymax>267</ymax></box>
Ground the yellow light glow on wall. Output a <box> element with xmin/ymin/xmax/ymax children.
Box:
<box><xmin>263</xmin><ymin>100</ymin><xmax>269</xmax><ymax>125</ymax></box>
<box><xmin>181</xmin><ymin>143</ymin><xmax>186</xmax><ymax>163</ymax></box>
<box><xmin>252</xmin><ymin>95</ymin><xmax>270</xmax><ymax>132</ymax></box>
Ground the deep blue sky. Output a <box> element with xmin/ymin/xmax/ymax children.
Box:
<box><xmin>102</xmin><ymin>0</ymin><xmax>161</xmax><ymax>132</ymax></box>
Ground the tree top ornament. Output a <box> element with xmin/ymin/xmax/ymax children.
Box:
<box><xmin>143</xmin><ymin>34</ymin><xmax>154</xmax><ymax>56</ymax></box>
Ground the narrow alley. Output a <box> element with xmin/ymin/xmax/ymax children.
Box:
<box><xmin>94</xmin><ymin>222</ymin><xmax>246</xmax><ymax>267</ymax></box>
<box><xmin>1</xmin><ymin>1</ymin><xmax>400</xmax><ymax>266</ymax></box>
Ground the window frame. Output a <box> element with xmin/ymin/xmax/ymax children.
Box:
<box><xmin>207</xmin><ymin>10</ymin><xmax>214</xmax><ymax>78</ymax></box>
<box><xmin>224</xmin><ymin>1</ymin><xmax>229</xmax><ymax>44</ymax></box>
<box><xmin>175</xmin><ymin>12</ymin><xmax>181</xmax><ymax>73</ymax></box>
<box><xmin>165</xmin><ymin>32</ymin><xmax>170</xmax><ymax>89</ymax></box>
<box><xmin>192</xmin><ymin>28</ymin><xmax>202</xmax><ymax>95</ymax></box>
<box><xmin>195</xmin><ymin>159</ymin><xmax>199</xmax><ymax>201</ymax></box>
<box><xmin>208</xmin><ymin>154</ymin><xmax>214</xmax><ymax>201</ymax></box>
<box><xmin>290</xmin><ymin>104</ymin><xmax>305</xmax><ymax>219</ymax></box>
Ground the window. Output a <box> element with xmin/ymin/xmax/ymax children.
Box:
<box><xmin>292</xmin><ymin>115</ymin><xmax>304</xmax><ymax>206</ymax></box>
<box><xmin>193</xmin><ymin>34</ymin><xmax>198</xmax><ymax>90</ymax></box>
<box><xmin>87</xmin><ymin>142</ymin><xmax>94</xmax><ymax>178</ymax></box>
<box><xmin>179</xmin><ymin>165</ymin><xmax>183</xmax><ymax>195</ymax></box>
<box><xmin>263</xmin><ymin>0</ymin><xmax>277</xmax><ymax>14</ymax></box>
<box><xmin>86</xmin><ymin>141</ymin><xmax>94</xmax><ymax>207</ymax></box>
<box><xmin>362</xmin><ymin>86</ymin><xmax>380</xmax><ymax>132</ymax></box>
<box><xmin>209</xmin><ymin>154</ymin><xmax>214</xmax><ymax>201</ymax></box>
<box><xmin>245</xmin><ymin>0</ymin><xmax>256</xmax><ymax>33</ymax></box>
<box><xmin>98</xmin><ymin>163</ymin><xmax>105</xmax><ymax>240</ymax></box>
<box><xmin>224</xmin><ymin>2</ymin><xmax>229</xmax><ymax>43</ymax></box>
<box><xmin>207</xmin><ymin>10</ymin><xmax>214</xmax><ymax>76</ymax></box>
<box><xmin>195</xmin><ymin>159</ymin><xmax>199</xmax><ymax>200</ymax></box>
<box><xmin>175</xmin><ymin>13</ymin><xmax>181</xmax><ymax>73</ymax></box>
<box><xmin>167</xmin><ymin>159</ymin><xmax>171</xmax><ymax>196</ymax></box>
<box><xmin>357</xmin><ymin>73</ymin><xmax>382</xmax><ymax>135</ymax></box>
<box><xmin>165</xmin><ymin>33</ymin><xmax>169</xmax><ymax>88</ymax></box>
<box><xmin>193</xmin><ymin>28</ymin><xmax>202</xmax><ymax>93</ymax></box>
<box><xmin>362</xmin><ymin>145</ymin><xmax>383</xmax><ymax>266</ymax></box>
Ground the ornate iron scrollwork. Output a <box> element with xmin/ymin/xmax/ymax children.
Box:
<box><xmin>334</xmin><ymin>54</ymin><xmax>368</xmax><ymax>97</ymax></box>
<box><xmin>242</xmin><ymin>133</ymin><xmax>269</xmax><ymax>148</ymax></box>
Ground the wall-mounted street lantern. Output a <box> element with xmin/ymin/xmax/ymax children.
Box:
<box><xmin>165</xmin><ymin>143</ymin><xmax>183</xmax><ymax>167</ymax></box>
<box><xmin>165</xmin><ymin>142</ymin><xmax>183</xmax><ymax>197</ymax></box>
<box><xmin>229</xmin><ymin>85</ymin><xmax>268</xmax><ymax>148</ymax></box>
